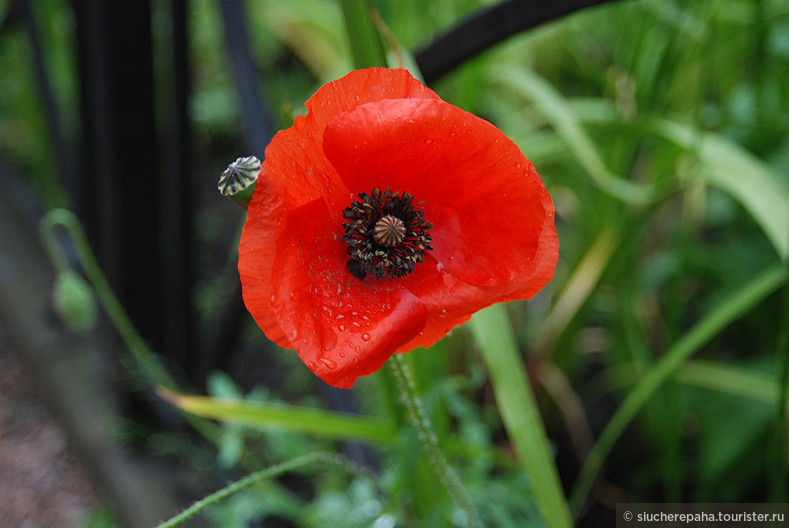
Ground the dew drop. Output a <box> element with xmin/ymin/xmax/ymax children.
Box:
<box><xmin>353</xmin><ymin>355</ymin><xmax>359</xmax><ymax>363</ymax></box>
<box><xmin>439</xmin><ymin>309</ymin><xmax>448</xmax><ymax>318</ymax></box>
<box><xmin>339</xmin><ymin>352</ymin><xmax>345</xmax><ymax>358</ymax></box>
<box><xmin>354</xmin><ymin>346</ymin><xmax>361</xmax><ymax>353</ymax></box>
<box><xmin>269</xmin><ymin>294</ymin><xmax>279</xmax><ymax>306</ymax></box>
<box><xmin>320</xmin><ymin>357</ymin><xmax>337</xmax><ymax>369</ymax></box>
<box><xmin>338</xmin><ymin>324</ymin><xmax>346</xmax><ymax>332</ymax></box>
<box><xmin>354</xmin><ymin>95</ymin><xmax>361</xmax><ymax>103</ymax></box>
<box><xmin>515</xmin><ymin>161</ymin><xmax>523</xmax><ymax>168</ymax></box>
<box><xmin>424</xmin><ymin>138</ymin><xmax>434</xmax><ymax>144</ymax></box>
<box><xmin>449</xmin><ymin>131</ymin><xmax>457</xmax><ymax>137</ymax></box>
<box><xmin>362</xmin><ymin>333</ymin><xmax>371</xmax><ymax>342</ymax></box>
<box><xmin>290</xmin><ymin>329</ymin><xmax>299</xmax><ymax>340</ymax></box>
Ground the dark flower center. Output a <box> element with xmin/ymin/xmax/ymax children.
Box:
<box><xmin>341</xmin><ymin>188</ymin><xmax>433</xmax><ymax>280</ymax></box>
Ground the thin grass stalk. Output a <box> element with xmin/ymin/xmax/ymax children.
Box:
<box><xmin>40</xmin><ymin>209</ymin><xmax>173</xmax><ymax>389</ymax></box>
<box><xmin>570</xmin><ymin>264</ymin><xmax>787</xmax><ymax>515</ymax></box>
<box><xmin>154</xmin><ymin>452</ymin><xmax>376</xmax><ymax>528</ymax></box>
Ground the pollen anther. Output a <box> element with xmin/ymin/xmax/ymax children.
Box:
<box><xmin>341</xmin><ymin>188</ymin><xmax>433</xmax><ymax>280</ymax></box>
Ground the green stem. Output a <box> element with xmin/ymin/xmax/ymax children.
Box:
<box><xmin>340</xmin><ymin>0</ymin><xmax>388</xmax><ymax>69</ymax></box>
<box><xmin>570</xmin><ymin>264</ymin><xmax>787</xmax><ymax>515</ymax></box>
<box><xmin>468</xmin><ymin>304</ymin><xmax>573</xmax><ymax>528</ymax></box>
<box><xmin>388</xmin><ymin>354</ymin><xmax>482</xmax><ymax>527</ymax></box>
<box><xmin>155</xmin><ymin>452</ymin><xmax>375</xmax><ymax>528</ymax></box>
<box><xmin>39</xmin><ymin>208</ymin><xmax>173</xmax><ymax>389</ymax></box>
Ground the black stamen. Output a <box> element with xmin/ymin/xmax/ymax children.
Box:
<box><xmin>341</xmin><ymin>188</ymin><xmax>433</xmax><ymax>280</ymax></box>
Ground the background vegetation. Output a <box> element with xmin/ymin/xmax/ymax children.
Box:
<box><xmin>1</xmin><ymin>0</ymin><xmax>788</xmax><ymax>526</ymax></box>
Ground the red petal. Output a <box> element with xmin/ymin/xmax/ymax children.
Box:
<box><xmin>248</xmin><ymin>69</ymin><xmax>441</xmax><ymax>233</ymax></box>
<box><xmin>240</xmin><ymin>69</ymin><xmax>559</xmax><ymax>388</ymax></box>
<box><xmin>240</xmin><ymin>69</ymin><xmax>438</xmax><ymax>360</ymax></box>
<box><xmin>268</xmin><ymin>198</ymin><xmax>427</xmax><ymax>388</ymax></box>
<box><xmin>323</xmin><ymin>96</ymin><xmax>558</xmax><ymax>286</ymax></box>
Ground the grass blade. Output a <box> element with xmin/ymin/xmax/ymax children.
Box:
<box><xmin>569</xmin><ymin>263</ymin><xmax>786</xmax><ymax>514</ymax></box>
<box><xmin>469</xmin><ymin>304</ymin><xmax>573</xmax><ymax>528</ymax></box>
<box><xmin>492</xmin><ymin>69</ymin><xmax>655</xmax><ymax>205</ymax></box>
<box><xmin>159</xmin><ymin>388</ymin><xmax>395</xmax><ymax>444</ymax></box>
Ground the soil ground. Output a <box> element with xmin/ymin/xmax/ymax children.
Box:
<box><xmin>0</xmin><ymin>329</ymin><xmax>99</xmax><ymax>527</ymax></box>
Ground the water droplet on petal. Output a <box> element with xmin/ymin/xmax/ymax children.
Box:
<box><xmin>339</xmin><ymin>352</ymin><xmax>345</xmax><ymax>358</ymax></box>
<box><xmin>424</xmin><ymin>138</ymin><xmax>434</xmax><ymax>144</ymax></box>
<box><xmin>362</xmin><ymin>333</ymin><xmax>371</xmax><ymax>341</ymax></box>
<box><xmin>338</xmin><ymin>324</ymin><xmax>345</xmax><ymax>332</ymax></box>
<box><xmin>515</xmin><ymin>161</ymin><xmax>522</xmax><ymax>168</ymax></box>
<box><xmin>353</xmin><ymin>355</ymin><xmax>359</xmax><ymax>363</ymax></box>
<box><xmin>270</xmin><ymin>294</ymin><xmax>279</xmax><ymax>306</ymax></box>
<box><xmin>290</xmin><ymin>329</ymin><xmax>298</xmax><ymax>340</ymax></box>
<box><xmin>354</xmin><ymin>346</ymin><xmax>361</xmax><ymax>353</ymax></box>
<box><xmin>320</xmin><ymin>357</ymin><xmax>337</xmax><ymax>369</ymax></box>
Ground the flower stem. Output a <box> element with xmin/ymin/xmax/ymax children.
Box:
<box><xmin>468</xmin><ymin>304</ymin><xmax>573</xmax><ymax>528</ymax></box>
<box><xmin>154</xmin><ymin>452</ymin><xmax>375</xmax><ymax>528</ymax></box>
<box><xmin>39</xmin><ymin>208</ymin><xmax>174</xmax><ymax>390</ymax></box>
<box><xmin>388</xmin><ymin>354</ymin><xmax>482</xmax><ymax>527</ymax></box>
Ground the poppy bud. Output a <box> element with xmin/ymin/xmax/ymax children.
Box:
<box><xmin>53</xmin><ymin>269</ymin><xmax>97</xmax><ymax>332</ymax></box>
<box><xmin>218</xmin><ymin>155</ymin><xmax>260</xmax><ymax>210</ymax></box>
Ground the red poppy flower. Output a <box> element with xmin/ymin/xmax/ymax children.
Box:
<box><xmin>238</xmin><ymin>68</ymin><xmax>558</xmax><ymax>389</ymax></box>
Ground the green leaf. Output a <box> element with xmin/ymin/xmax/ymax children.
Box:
<box><xmin>159</xmin><ymin>388</ymin><xmax>395</xmax><ymax>444</ymax></box>
<box><xmin>569</xmin><ymin>264</ymin><xmax>787</xmax><ymax>514</ymax></box>
<box><xmin>533</xmin><ymin>227</ymin><xmax>619</xmax><ymax>352</ymax></box>
<box><xmin>568</xmin><ymin>100</ymin><xmax>789</xmax><ymax>261</ymax></box>
<box><xmin>491</xmin><ymin>69</ymin><xmax>655</xmax><ymax>205</ymax></box>
<box><xmin>340</xmin><ymin>0</ymin><xmax>388</xmax><ymax>69</ymax></box>
<box><xmin>644</xmin><ymin>117</ymin><xmax>789</xmax><ymax>261</ymax></box>
<box><xmin>468</xmin><ymin>304</ymin><xmax>573</xmax><ymax>528</ymax></box>
<box><xmin>675</xmin><ymin>360</ymin><xmax>778</xmax><ymax>404</ymax></box>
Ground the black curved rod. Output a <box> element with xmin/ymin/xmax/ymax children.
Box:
<box><xmin>416</xmin><ymin>0</ymin><xmax>623</xmax><ymax>84</ymax></box>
